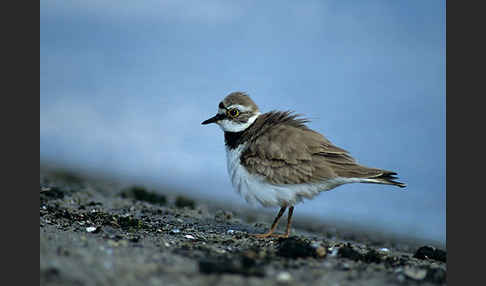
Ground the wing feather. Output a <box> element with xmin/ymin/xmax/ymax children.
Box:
<box><xmin>240</xmin><ymin>112</ymin><xmax>385</xmax><ymax>185</ymax></box>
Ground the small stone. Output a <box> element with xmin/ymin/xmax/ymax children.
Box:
<box><xmin>315</xmin><ymin>246</ymin><xmax>327</xmax><ymax>258</ymax></box>
<box><xmin>379</xmin><ymin>248</ymin><xmax>390</xmax><ymax>252</ymax></box>
<box><xmin>128</xmin><ymin>236</ymin><xmax>140</xmax><ymax>243</ymax></box>
<box><xmin>276</xmin><ymin>271</ymin><xmax>292</xmax><ymax>283</ymax></box>
<box><xmin>413</xmin><ymin>246</ymin><xmax>446</xmax><ymax>262</ymax></box>
<box><xmin>277</xmin><ymin>237</ymin><xmax>316</xmax><ymax>258</ymax></box>
<box><xmin>119</xmin><ymin>186</ymin><xmax>167</xmax><ymax>205</ymax></box>
<box><xmin>338</xmin><ymin>243</ymin><xmax>363</xmax><ymax>261</ymax></box>
<box><xmin>175</xmin><ymin>196</ymin><xmax>195</xmax><ymax>209</ymax></box>
<box><xmin>86</xmin><ymin>226</ymin><xmax>98</xmax><ymax>233</ymax></box>
<box><xmin>215</xmin><ymin>210</ymin><xmax>233</xmax><ymax>221</ymax></box>
<box><xmin>184</xmin><ymin>234</ymin><xmax>196</xmax><ymax>240</ymax></box>
<box><xmin>41</xmin><ymin>186</ymin><xmax>52</xmax><ymax>192</ymax></box>
<box><xmin>170</xmin><ymin>228</ymin><xmax>181</xmax><ymax>234</ymax></box>
<box><xmin>363</xmin><ymin>249</ymin><xmax>382</xmax><ymax>263</ymax></box>
<box><xmin>328</xmin><ymin>247</ymin><xmax>339</xmax><ymax>257</ymax></box>
<box><xmin>227</xmin><ymin>229</ymin><xmax>235</xmax><ymax>235</ymax></box>
<box><xmin>403</xmin><ymin>267</ymin><xmax>427</xmax><ymax>280</ymax></box>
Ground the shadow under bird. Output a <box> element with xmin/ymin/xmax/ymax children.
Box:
<box><xmin>202</xmin><ymin>92</ymin><xmax>405</xmax><ymax>238</ymax></box>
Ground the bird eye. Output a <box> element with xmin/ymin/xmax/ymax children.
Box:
<box><xmin>227</xmin><ymin>108</ymin><xmax>240</xmax><ymax>118</ymax></box>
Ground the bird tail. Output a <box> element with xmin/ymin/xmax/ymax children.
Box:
<box><xmin>362</xmin><ymin>171</ymin><xmax>406</xmax><ymax>188</ymax></box>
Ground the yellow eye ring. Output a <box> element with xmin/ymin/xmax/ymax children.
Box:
<box><xmin>227</xmin><ymin>108</ymin><xmax>240</xmax><ymax>118</ymax></box>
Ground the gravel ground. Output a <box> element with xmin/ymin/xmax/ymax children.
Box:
<box><xmin>40</xmin><ymin>169</ymin><xmax>446</xmax><ymax>286</ymax></box>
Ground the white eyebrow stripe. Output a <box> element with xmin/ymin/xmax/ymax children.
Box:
<box><xmin>227</xmin><ymin>104</ymin><xmax>253</xmax><ymax>112</ymax></box>
<box><xmin>217</xmin><ymin>112</ymin><xmax>261</xmax><ymax>132</ymax></box>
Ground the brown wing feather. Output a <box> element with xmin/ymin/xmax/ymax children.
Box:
<box><xmin>240</xmin><ymin>112</ymin><xmax>390</xmax><ymax>185</ymax></box>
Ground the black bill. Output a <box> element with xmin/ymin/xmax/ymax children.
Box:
<box><xmin>201</xmin><ymin>113</ymin><xmax>225</xmax><ymax>125</ymax></box>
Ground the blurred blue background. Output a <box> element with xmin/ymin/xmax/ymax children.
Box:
<box><xmin>40</xmin><ymin>1</ymin><xmax>445</xmax><ymax>245</ymax></box>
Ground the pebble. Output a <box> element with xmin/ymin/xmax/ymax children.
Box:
<box><xmin>170</xmin><ymin>228</ymin><xmax>181</xmax><ymax>234</ymax></box>
<box><xmin>413</xmin><ymin>246</ymin><xmax>446</xmax><ymax>262</ymax></box>
<box><xmin>276</xmin><ymin>271</ymin><xmax>292</xmax><ymax>283</ymax></box>
<box><xmin>328</xmin><ymin>247</ymin><xmax>339</xmax><ymax>257</ymax></box>
<box><xmin>276</xmin><ymin>237</ymin><xmax>316</xmax><ymax>258</ymax></box>
<box><xmin>86</xmin><ymin>226</ymin><xmax>98</xmax><ymax>233</ymax></box>
<box><xmin>184</xmin><ymin>234</ymin><xmax>196</xmax><ymax>240</ymax></box>
<box><xmin>315</xmin><ymin>246</ymin><xmax>327</xmax><ymax>258</ymax></box>
<box><xmin>40</xmin><ymin>186</ymin><xmax>52</xmax><ymax>192</ymax></box>
<box><xmin>403</xmin><ymin>267</ymin><xmax>427</xmax><ymax>280</ymax></box>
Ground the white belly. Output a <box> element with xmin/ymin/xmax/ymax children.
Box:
<box><xmin>225</xmin><ymin>144</ymin><xmax>355</xmax><ymax>207</ymax></box>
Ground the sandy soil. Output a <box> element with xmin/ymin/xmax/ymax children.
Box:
<box><xmin>40</xmin><ymin>168</ymin><xmax>446</xmax><ymax>286</ymax></box>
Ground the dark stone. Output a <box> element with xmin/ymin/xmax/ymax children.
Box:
<box><xmin>175</xmin><ymin>196</ymin><xmax>195</xmax><ymax>209</ymax></box>
<box><xmin>277</xmin><ymin>237</ymin><xmax>316</xmax><ymax>258</ymax></box>
<box><xmin>215</xmin><ymin>210</ymin><xmax>233</xmax><ymax>222</ymax></box>
<box><xmin>120</xmin><ymin>186</ymin><xmax>167</xmax><ymax>205</ymax></box>
<box><xmin>40</xmin><ymin>186</ymin><xmax>65</xmax><ymax>200</ymax></box>
<box><xmin>87</xmin><ymin>201</ymin><xmax>103</xmax><ymax>206</ymax></box>
<box><xmin>338</xmin><ymin>243</ymin><xmax>363</xmax><ymax>261</ymax></box>
<box><xmin>362</xmin><ymin>249</ymin><xmax>382</xmax><ymax>264</ymax></box>
<box><xmin>117</xmin><ymin>216</ymin><xmax>144</xmax><ymax>230</ymax></box>
<box><xmin>414</xmin><ymin>246</ymin><xmax>446</xmax><ymax>262</ymax></box>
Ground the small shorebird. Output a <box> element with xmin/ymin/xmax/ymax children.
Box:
<box><xmin>202</xmin><ymin>92</ymin><xmax>405</xmax><ymax>238</ymax></box>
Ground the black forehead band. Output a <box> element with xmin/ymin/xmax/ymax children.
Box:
<box><xmin>219</xmin><ymin>102</ymin><xmax>226</xmax><ymax>109</ymax></box>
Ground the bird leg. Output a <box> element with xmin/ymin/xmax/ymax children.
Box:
<box><xmin>267</xmin><ymin>206</ymin><xmax>294</xmax><ymax>238</ymax></box>
<box><xmin>252</xmin><ymin>206</ymin><xmax>295</xmax><ymax>238</ymax></box>
<box><xmin>252</xmin><ymin>206</ymin><xmax>286</xmax><ymax>238</ymax></box>
<box><xmin>284</xmin><ymin>206</ymin><xmax>294</xmax><ymax>237</ymax></box>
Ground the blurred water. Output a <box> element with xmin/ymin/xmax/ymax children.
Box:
<box><xmin>40</xmin><ymin>0</ymin><xmax>445</xmax><ymax>245</ymax></box>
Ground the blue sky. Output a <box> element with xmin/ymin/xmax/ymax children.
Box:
<box><xmin>40</xmin><ymin>0</ymin><xmax>445</xmax><ymax>245</ymax></box>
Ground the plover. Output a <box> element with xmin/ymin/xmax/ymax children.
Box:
<box><xmin>202</xmin><ymin>92</ymin><xmax>405</xmax><ymax>238</ymax></box>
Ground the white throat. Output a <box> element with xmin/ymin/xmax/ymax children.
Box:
<box><xmin>217</xmin><ymin>112</ymin><xmax>260</xmax><ymax>132</ymax></box>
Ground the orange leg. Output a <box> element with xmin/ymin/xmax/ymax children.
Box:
<box><xmin>284</xmin><ymin>206</ymin><xmax>294</xmax><ymax>237</ymax></box>
<box><xmin>252</xmin><ymin>206</ymin><xmax>294</xmax><ymax>238</ymax></box>
<box><xmin>252</xmin><ymin>206</ymin><xmax>286</xmax><ymax>238</ymax></box>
